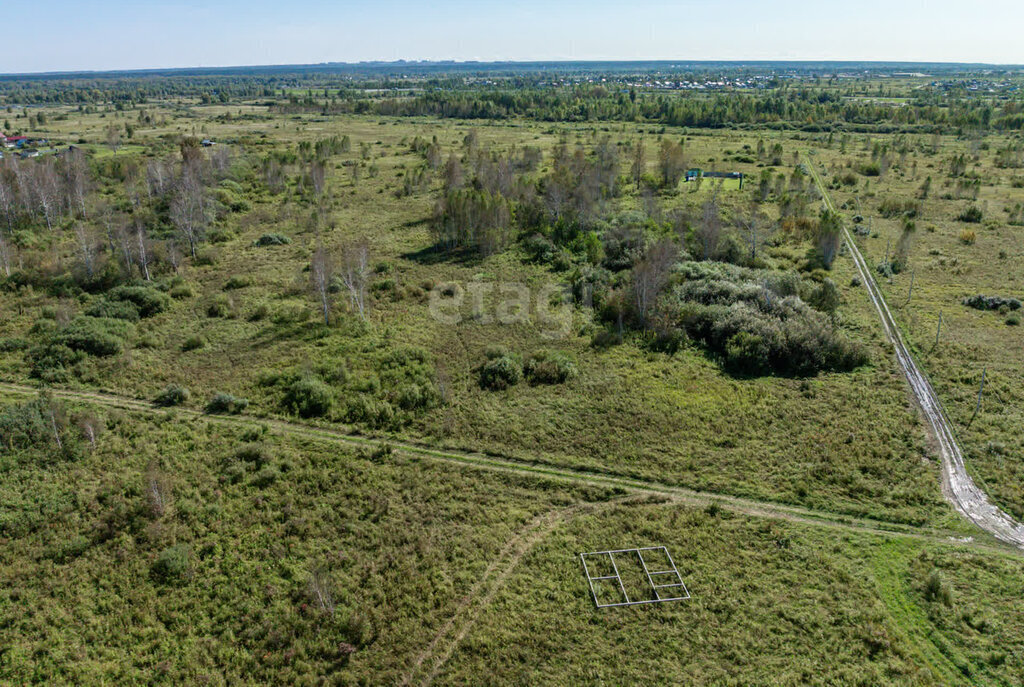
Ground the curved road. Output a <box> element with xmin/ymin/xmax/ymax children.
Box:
<box><xmin>805</xmin><ymin>155</ymin><xmax>1024</xmax><ymax>548</ymax></box>
<box><xmin>1</xmin><ymin>380</ymin><xmax>1019</xmax><ymax>557</ymax></box>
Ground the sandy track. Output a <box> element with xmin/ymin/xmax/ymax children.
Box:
<box><xmin>805</xmin><ymin>156</ymin><xmax>1024</xmax><ymax>549</ymax></box>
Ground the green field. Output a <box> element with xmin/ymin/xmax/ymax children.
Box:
<box><xmin>2</xmin><ymin>66</ymin><xmax>1024</xmax><ymax>684</ymax></box>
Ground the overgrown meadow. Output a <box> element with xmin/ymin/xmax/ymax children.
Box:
<box><xmin>1</xmin><ymin>69</ymin><xmax>1024</xmax><ymax>684</ymax></box>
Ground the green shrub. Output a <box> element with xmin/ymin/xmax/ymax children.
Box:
<box><xmin>724</xmin><ymin>331</ymin><xmax>771</xmax><ymax>376</ymax></box>
<box><xmin>923</xmin><ymin>569</ymin><xmax>953</xmax><ymax>606</ymax></box>
<box><xmin>0</xmin><ymin>397</ymin><xmax>81</xmax><ymax>461</ymax></box>
<box><xmin>345</xmin><ymin>395</ymin><xmax>396</xmax><ymax>429</ymax></box>
<box><xmin>660</xmin><ymin>264</ymin><xmax>868</xmax><ymax>377</ymax></box>
<box><xmin>86</xmin><ymin>298</ymin><xmax>140</xmax><ymax>322</ymax></box>
<box><xmin>181</xmin><ymin>335</ymin><xmax>205</xmax><ymax>352</ymax></box>
<box><xmin>254</xmin><ymin>233</ymin><xmax>291</xmax><ymax>247</ymax></box>
<box><xmin>154</xmin><ymin>384</ymin><xmax>190</xmax><ymax>407</ymax></box>
<box><xmin>1007</xmin><ymin>314</ymin><xmax>1021</xmax><ymax>326</ymax></box>
<box><xmin>53</xmin><ymin>317</ymin><xmax>126</xmax><ymax>357</ymax></box>
<box><xmin>27</xmin><ymin>343</ymin><xmax>83</xmax><ymax>382</ymax></box>
<box><xmin>479</xmin><ymin>355</ymin><xmax>523</xmax><ymax>390</ymax></box>
<box><xmin>962</xmin><ymin>295</ymin><xmax>1021</xmax><ymax>311</ymax></box>
<box><xmin>206</xmin><ymin>392</ymin><xmax>249</xmax><ymax>414</ymax></box>
<box><xmin>272</xmin><ymin>304</ymin><xmax>310</xmax><ymax>324</ymax></box>
<box><xmin>248</xmin><ymin>304</ymin><xmax>270</xmax><ymax>321</ymax></box>
<box><xmin>207</xmin><ymin>228</ymin><xmax>235</xmax><ymax>244</ymax></box>
<box><xmin>284</xmin><ymin>377</ymin><xmax>334</xmax><ymax>418</ymax></box>
<box><xmin>483</xmin><ymin>345</ymin><xmax>511</xmax><ymax>360</ymax></box>
<box><xmin>106</xmin><ymin>285</ymin><xmax>171</xmax><ymax>318</ymax></box>
<box><xmin>251</xmin><ymin>465</ymin><xmax>280</xmax><ymax>487</ymax></box>
<box><xmin>207</xmin><ymin>296</ymin><xmax>231</xmax><ymax>318</ymax></box>
<box><xmin>523</xmin><ymin>350</ymin><xmax>578</xmax><ymax>385</ymax></box>
<box><xmin>151</xmin><ymin>544</ymin><xmax>190</xmax><ymax>583</ymax></box>
<box><xmin>878</xmin><ymin>198</ymin><xmax>921</xmax><ymax>219</ymax></box>
<box><xmin>0</xmin><ymin>337</ymin><xmax>28</xmax><ymax>352</ymax></box>
<box><xmin>958</xmin><ymin>206</ymin><xmax>983</xmax><ymax>223</ymax></box>
<box><xmin>224</xmin><ymin>275</ymin><xmax>250</xmax><ymax>290</ymax></box>
<box><xmin>234</xmin><ymin>443</ymin><xmax>273</xmax><ymax>467</ymax></box>
<box><xmin>169</xmin><ymin>284</ymin><xmax>194</xmax><ymax>299</ymax></box>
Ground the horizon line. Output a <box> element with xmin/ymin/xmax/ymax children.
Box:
<box><xmin>3</xmin><ymin>58</ymin><xmax>1024</xmax><ymax>79</ymax></box>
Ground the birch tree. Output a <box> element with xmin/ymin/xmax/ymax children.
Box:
<box><xmin>170</xmin><ymin>169</ymin><xmax>209</xmax><ymax>259</ymax></box>
<box><xmin>340</xmin><ymin>240</ymin><xmax>370</xmax><ymax>320</ymax></box>
<box><xmin>310</xmin><ymin>241</ymin><xmax>333</xmax><ymax>325</ymax></box>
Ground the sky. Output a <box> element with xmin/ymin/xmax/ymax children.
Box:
<box><xmin>2</xmin><ymin>0</ymin><xmax>1022</xmax><ymax>74</ymax></box>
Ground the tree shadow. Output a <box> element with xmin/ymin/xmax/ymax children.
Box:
<box><xmin>401</xmin><ymin>244</ymin><xmax>484</xmax><ymax>267</ymax></box>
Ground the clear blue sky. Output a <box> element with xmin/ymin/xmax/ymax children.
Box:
<box><xmin>3</xmin><ymin>0</ymin><xmax>1022</xmax><ymax>73</ymax></box>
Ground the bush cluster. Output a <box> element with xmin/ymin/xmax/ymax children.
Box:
<box><xmin>206</xmin><ymin>392</ymin><xmax>250</xmax><ymax>414</ymax></box>
<box><xmin>479</xmin><ymin>347</ymin><xmax>523</xmax><ymax>390</ymax></box>
<box><xmin>657</xmin><ymin>265</ymin><xmax>868</xmax><ymax>377</ymax></box>
<box><xmin>106</xmin><ymin>285</ymin><xmax>171</xmax><ymax>318</ymax></box>
<box><xmin>254</xmin><ymin>233</ymin><xmax>291</xmax><ymax>247</ymax></box>
<box><xmin>958</xmin><ymin>206</ymin><xmax>983</xmax><ymax>223</ymax></box>
<box><xmin>284</xmin><ymin>377</ymin><xmax>334</xmax><ymax>418</ymax></box>
<box><xmin>151</xmin><ymin>544</ymin><xmax>190</xmax><ymax>583</ymax></box>
<box><xmin>962</xmin><ymin>295</ymin><xmax>1021</xmax><ymax>311</ymax></box>
<box><xmin>154</xmin><ymin>384</ymin><xmax>190</xmax><ymax>407</ymax></box>
<box><xmin>523</xmin><ymin>350</ymin><xmax>578</xmax><ymax>385</ymax></box>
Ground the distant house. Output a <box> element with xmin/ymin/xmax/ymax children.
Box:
<box><xmin>5</xmin><ymin>136</ymin><xmax>29</xmax><ymax>149</ymax></box>
<box><xmin>684</xmin><ymin>168</ymin><xmax>744</xmax><ymax>188</ymax></box>
<box><xmin>201</xmin><ymin>139</ymin><xmax>215</xmax><ymax>147</ymax></box>
<box><xmin>19</xmin><ymin>149</ymin><xmax>39</xmax><ymax>159</ymax></box>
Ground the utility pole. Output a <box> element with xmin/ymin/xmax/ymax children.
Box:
<box><xmin>968</xmin><ymin>367</ymin><xmax>987</xmax><ymax>428</ymax></box>
<box><xmin>905</xmin><ymin>269</ymin><xmax>915</xmax><ymax>305</ymax></box>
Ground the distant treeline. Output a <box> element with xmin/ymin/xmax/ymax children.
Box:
<box><xmin>274</xmin><ymin>88</ymin><xmax>1024</xmax><ymax>132</ymax></box>
<box><xmin>3</xmin><ymin>69</ymin><xmax>1024</xmax><ymax>132</ymax></box>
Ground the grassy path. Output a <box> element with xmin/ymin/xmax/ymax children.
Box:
<box><xmin>2</xmin><ymin>381</ymin><xmax>1021</xmax><ymax>559</ymax></box>
<box><xmin>870</xmin><ymin>542</ymin><xmax>981</xmax><ymax>686</ymax></box>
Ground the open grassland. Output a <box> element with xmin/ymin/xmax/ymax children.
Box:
<box><xmin>1</xmin><ymin>399</ymin><xmax>1022</xmax><ymax>686</ymax></box>
<box><xmin>0</xmin><ymin>111</ymin><xmax>960</xmax><ymax>528</ymax></box>
<box><xmin>436</xmin><ymin>500</ymin><xmax>1024</xmax><ymax>686</ymax></box>
<box><xmin>3</xmin><ymin>85</ymin><xmax>1024</xmax><ymax>684</ymax></box>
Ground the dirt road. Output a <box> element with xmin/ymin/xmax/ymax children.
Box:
<box><xmin>805</xmin><ymin>155</ymin><xmax>1024</xmax><ymax>549</ymax></box>
<box><xmin>1</xmin><ymin>380</ymin><xmax>1020</xmax><ymax>557</ymax></box>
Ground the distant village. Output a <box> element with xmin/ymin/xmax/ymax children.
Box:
<box><xmin>0</xmin><ymin>132</ymin><xmax>214</xmax><ymax>160</ymax></box>
<box><xmin>0</xmin><ymin>133</ymin><xmax>50</xmax><ymax>158</ymax></box>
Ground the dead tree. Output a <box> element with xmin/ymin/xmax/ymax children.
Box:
<box><xmin>0</xmin><ymin>228</ymin><xmax>10</xmax><ymax>276</ymax></box>
<box><xmin>737</xmin><ymin>203</ymin><xmax>772</xmax><ymax>262</ymax></box>
<box><xmin>631</xmin><ymin>140</ymin><xmax>646</xmax><ymax>190</ymax></box>
<box><xmin>145</xmin><ymin>462</ymin><xmax>172</xmax><ymax>518</ymax></box>
<box><xmin>308</xmin><ymin>568</ymin><xmax>335</xmax><ymax>616</ymax></box>
<box><xmin>632</xmin><ymin>238</ymin><xmax>678</xmax><ymax>327</ymax></box>
<box><xmin>696</xmin><ymin>195</ymin><xmax>722</xmax><ymax>260</ymax></box>
<box><xmin>73</xmin><ymin>223</ymin><xmax>97</xmax><ymax>280</ymax></box>
<box><xmin>310</xmin><ymin>240</ymin><xmax>334</xmax><ymax>325</ymax></box>
<box><xmin>135</xmin><ymin>220</ymin><xmax>152</xmax><ymax>281</ymax></box>
<box><xmin>340</xmin><ymin>240</ymin><xmax>370</xmax><ymax>321</ymax></box>
<box><xmin>170</xmin><ymin>169</ymin><xmax>209</xmax><ymax>259</ymax></box>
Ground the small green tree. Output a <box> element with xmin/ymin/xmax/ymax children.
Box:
<box><xmin>810</xmin><ymin>279</ymin><xmax>841</xmax><ymax>324</ymax></box>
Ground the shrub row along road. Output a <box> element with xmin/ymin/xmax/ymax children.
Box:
<box><xmin>1</xmin><ymin>380</ymin><xmax>1021</xmax><ymax>558</ymax></box>
<box><xmin>804</xmin><ymin>154</ymin><xmax>1024</xmax><ymax>549</ymax></box>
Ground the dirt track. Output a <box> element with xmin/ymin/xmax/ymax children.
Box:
<box><xmin>2</xmin><ymin>380</ymin><xmax>1020</xmax><ymax>558</ymax></box>
<box><xmin>805</xmin><ymin>155</ymin><xmax>1024</xmax><ymax>549</ymax></box>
